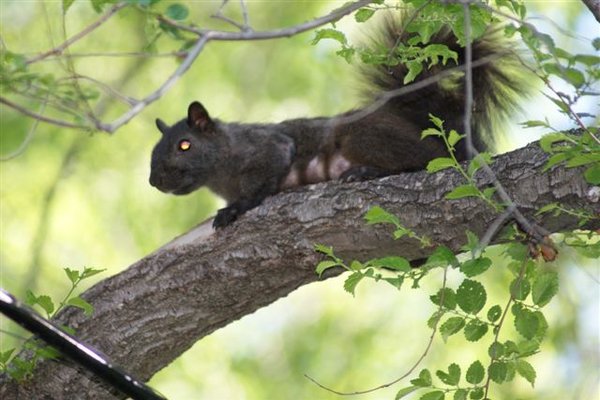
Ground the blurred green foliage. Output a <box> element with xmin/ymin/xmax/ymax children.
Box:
<box><xmin>0</xmin><ymin>1</ymin><xmax>598</xmax><ymax>399</ymax></box>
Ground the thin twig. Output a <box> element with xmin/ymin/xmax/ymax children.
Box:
<box><xmin>305</xmin><ymin>266</ymin><xmax>449</xmax><ymax>395</ymax></box>
<box><xmin>0</xmin><ymin>96</ymin><xmax>89</xmax><ymax>130</ymax></box>
<box><xmin>26</xmin><ymin>3</ymin><xmax>126</xmax><ymax>65</ymax></box>
<box><xmin>0</xmin><ymin>95</ymin><xmax>48</xmax><ymax>161</ymax></box>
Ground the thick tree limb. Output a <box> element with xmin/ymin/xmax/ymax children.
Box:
<box><xmin>1</xmin><ymin>143</ymin><xmax>599</xmax><ymax>399</ymax></box>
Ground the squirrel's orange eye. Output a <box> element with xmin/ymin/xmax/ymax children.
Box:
<box><xmin>178</xmin><ymin>140</ymin><xmax>191</xmax><ymax>151</ymax></box>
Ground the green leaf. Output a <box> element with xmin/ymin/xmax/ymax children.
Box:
<box><xmin>456</xmin><ymin>279</ymin><xmax>486</xmax><ymax>314</ymax></box>
<box><xmin>314</xmin><ymin>244</ymin><xmax>335</xmax><ymax>258</ymax></box>
<box><xmin>63</xmin><ymin>0</ymin><xmax>76</xmax><ymax>13</ymax></box>
<box><xmin>510</xmin><ymin>278</ymin><xmax>530</xmax><ymax>300</ymax></box>
<box><xmin>466</xmin><ymin>153</ymin><xmax>492</xmax><ymax>176</ymax></box>
<box><xmin>462</xmin><ymin>230</ymin><xmax>480</xmax><ymax>253</ymax></box>
<box><xmin>514</xmin><ymin>307</ymin><xmax>539</xmax><ymax>340</ymax></box>
<box><xmin>355</xmin><ymin>8</ymin><xmax>375</xmax><ymax>22</ymax></box>
<box><xmin>574</xmin><ymin>54</ymin><xmax>600</xmax><ymax>66</ymax></box>
<box><xmin>447</xmin><ymin>130</ymin><xmax>463</xmax><ymax>147</ymax></box>
<box><xmin>466</xmin><ymin>360</ymin><xmax>485</xmax><ymax>384</ymax></box>
<box><xmin>165</xmin><ymin>3</ymin><xmax>189</xmax><ymax>20</ymax></box>
<box><xmin>396</xmin><ymin>386</ymin><xmax>420</xmax><ymax>399</ymax></box>
<box><xmin>349</xmin><ymin>260</ymin><xmax>363</xmax><ymax>271</ymax></box>
<box><xmin>539</xmin><ymin>132</ymin><xmax>569</xmax><ymax>152</ymax></box>
<box><xmin>469</xmin><ymin>387</ymin><xmax>484</xmax><ymax>399</ymax></box>
<box><xmin>584</xmin><ymin>163</ymin><xmax>600</xmax><ymax>184</ymax></box>
<box><xmin>370</xmin><ymin>256</ymin><xmax>411</xmax><ymax>272</ymax></box>
<box><xmin>430</xmin><ymin>288</ymin><xmax>456</xmax><ymax>310</ymax></box>
<box><xmin>316</xmin><ymin>260</ymin><xmax>341</xmax><ymax>276</ymax></box>
<box><xmin>64</xmin><ymin>267</ymin><xmax>80</xmax><ymax>284</ymax></box>
<box><xmin>532</xmin><ymin>271</ymin><xmax>559</xmax><ymax>307</ymax></box>
<box><xmin>364</xmin><ymin>206</ymin><xmax>399</xmax><ymax>226</ymax></box>
<box><xmin>404</xmin><ymin>60</ymin><xmax>424</xmax><ymax>84</ymax></box>
<box><xmin>445</xmin><ymin>184</ymin><xmax>480</xmax><ymax>200</ymax></box>
<box><xmin>463</xmin><ymin>319</ymin><xmax>488</xmax><ymax>342</ymax></box>
<box><xmin>453</xmin><ymin>389</ymin><xmax>468</xmax><ymax>400</ymax></box>
<box><xmin>516</xmin><ymin>359</ymin><xmax>536</xmax><ymax>386</ymax></box>
<box><xmin>0</xmin><ymin>348</ymin><xmax>15</xmax><ymax>364</ymax></box>
<box><xmin>566</xmin><ymin>153</ymin><xmax>600</xmax><ymax>168</ymax></box>
<box><xmin>411</xmin><ymin>368</ymin><xmax>433</xmax><ymax>387</ymax></box>
<box><xmin>440</xmin><ymin>317</ymin><xmax>466</xmax><ymax>342</ymax></box>
<box><xmin>66</xmin><ymin>296</ymin><xmax>94</xmax><ymax>316</ymax></box>
<box><xmin>487</xmin><ymin>305</ymin><xmax>502</xmax><ymax>322</ymax></box>
<box><xmin>488</xmin><ymin>341</ymin><xmax>505</xmax><ymax>358</ymax></box>
<box><xmin>436</xmin><ymin>363</ymin><xmax>461</xmax><ymax>386</ymax></box>
<box><xmin>425</xmin><ymin>246</ymin><xmax>458</xmax><ymax>268</ymax></box>
<box><xmin>312</xmin><ymin>28</ymin><xmax>347</xmax><ymax>45</ymax></box>
<box><xmin>344</xmin><ymin>272</ymin><xmax>363</xmax><ymax>295</ymax></box>
<box><xmin>419</xmin><ymin>391</ymin><xmax>445</xmax><ymax>400</ymax></box>
<box><xmin>80</xmin><ymin>267</ymin><xmax>105</xmax><ymax>280</ymax></box>
<box><xmin>426</xmin><ymin>157</ymin><xmax>456</xmax><ymax>173</ymax></box>
<box><xmin>35</xmin><ymin>295</ymin><xmax>55</xmax><ymax>316</ymax></box>
<box><xmin>488</xmin><ymin>361</ymin><xmax>508</xmax><ymax>383</ymax></box>
<box><xmin>428</xmin><ymin>114</ymin><xmax>444</xmax><ymax>129</ymax></box>
<box><xmin>421</xmin><ymin>128</ymin><xmax>442</xmax><ymax>139</ymax></box>
<box><xmin>460</xmin><ymin>257</ymin><xmax>491</xmax><ymax>277</ymax></box>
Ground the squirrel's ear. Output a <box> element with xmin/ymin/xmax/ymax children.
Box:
<box><xmin>187</xmin><ymin>101</ymin><xmax>213</xmax><ymax>131</ymax></box>
<box><xmin>155</xmin><ymin>118</ymin><xmax>168</xmax><ymax>135</ymax></box>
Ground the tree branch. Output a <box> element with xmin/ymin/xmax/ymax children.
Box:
<box><xmin>1</xmin><ymin>143</ymin><xmax>598</xmax><ymax>399</ymax></box>
<box><xmin>581</xmin><ymin>0</ymin><xmax>600</xmax><ymax>22</ymax></box>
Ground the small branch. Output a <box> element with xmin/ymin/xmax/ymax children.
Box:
<box><xmin>0</xmin><ymin>96</ymin><xmax>90</xmax><ymax>130</ymax></box>
<box><xmin>0</xmin><ymin>95</ymin><xmax>46</xmax><ymax>161</ymax></box>
<box><xmin>305</xmin><ymin>267</ymin><xmax>449</xmax><ymax>395</ymax></box>
<box><xmin>26</xmin><ymin>3</ymin><xmax>126</xmax><ymax>65</ymax></box>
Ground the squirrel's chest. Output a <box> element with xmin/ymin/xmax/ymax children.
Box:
<box><xmin>280</xmin><ymin>152</ymin><xmax>351</xmax><ymax>189</ymax></box>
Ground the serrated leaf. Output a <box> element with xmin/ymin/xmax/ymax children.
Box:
<box><xmin>584</xmin><ymin>163</ymin><xmax>600</xmax><ymax>184</ymax></box>
<box><xmin>66</xmin><ymin>296</ymin><xmax>94</xmax><ymax>316</ymax></box>
<box><xmin>314</xmin><ymin>244</ymin><xmax>334</xmax><ymax>257</ymax></box>
<box><xmin>396</xmin><ymin>386</ymin><xmax>420</xmax><ymax>399</ymax></box>
<box><xmin>404</xmin><ymin>60</ymin><xmax>424</xmax><ymax>84</ymax></box>
<box><xmin>445</xmin><ymin>184</ymin><xmax>480</xmax><ymax>200</ymax></box>
<box><xmin>516</xmin><ymin>359</ymin><xmax>536</xmax><ymax>386</ymax></box>
<box><xmin>447</xmin><ymin>130</ymin><xmax>463</xmax><ymax>147</ymax></box>
<box><xmin>64</xmin><ymin>267</ymin><xmax>80</xmax><ymax>284</ymax></box>
<box><xmin>35</xmin><ymin>295</ymin><xmax>55</xmax><ymax>316</ymax></box>
<box><xmin>430</xmin><ymin>288</ymin><xmax>456</xmax><ymax>310</ymax></box>
<box><xmin>350</xmin><ymin>260</ymin><xmax>363</xmax><ymax>271</ymax></box>
<box><xmin>510</xmin><ymin>277</ymin><xmax>531</xmax><ymax>300</ymax></box>
<box><xmin>316</xmin><ymin>260</ymin><xmax>341</xmax><ymax>276</ymax></box>
<box><xmin>165</xmin><ymin>4</ymin><xmax>189</xmax><ymax>20</ymax></box>
<box><xmin>436</xmin><ymin>363</ymin><xmax>460</xmax><ymax>385</ymax></box>
<box><xmin>456</xmin><ymin>279</ymin><xmax>486</xmax><ymax>314</ymax></box>
<box><xmin>355</xmin><ymin>8</ymin><xmax>375</xmax><ymax>22</ymax></box>
<box><xmin>488</xmin><ymin>341</ymin><xmax>505</xmax><ymax>358</ymax></box>
<box><xmin>312</xmin><ymin>28</ymin><xmax>347</xmax><ymax>45</ymax></box>
<box><xmin>463</xmin><ymin>319</ymin><xmax>488</xmax><ymax>341</ymax></box>
<box><xmin>411</xmin><ymin>369</ymin><xmax>432</xmax><ymax>387</ymax></box>
<box><xmin>539</xmin><ymin>132</ymin><xmax>569</xmax><ymax>152</ymax></box>
<box><xmin>421</xmin><ymin>128</ymin><xmax>442</xmax><ymax>139</ymax></box>
<box><xmin>364</xmin><ymin>206</ymin><xmax>399</xmax><ymax>226</ymax></box>
<box><xmin>440</xmin><ymin>317</ymin><xmax>465</xmax><ymax>341</ymax></box>
<box><xmin>462</xmin><ymin>230</ymin><xmax>480</xmax><ymax>253</ymax></box>
<box><xmin>427</xmin><ymin>157</ymin><xmax>456</xmax><ymax>173</ymax></box>
<box><xmin>466</xmin><ymin>360</ymin><xmax>485</xmax><ymax>384</ymax></box>
<box><xmin>514</xmin><ymin>308</ymin><xmax>539</xmax><ymax>340</ymax></box>
<box><xmin>487</xmin><ymin>305</ymin><xmax>502</xmax><ymax>322</ymax></box>
<box><xmin>419</xmin><ymin>390</ymin><xmax>445</xmax><ymax>400</ymax></box>
<box><xmin>425</xmin><ymin>246</ymin><xmax>458</xmax><ymax>268</ymax></box>
<box><xmin>532</xmin><ymin>271</ymin><xmax>559</xmax><ymax>307</ymax></box>
<box><xmin>566</xmin><ymin>153</ymin><xmax>600</xmax><ymax>168</ymax></box>
<box><xmin>453</xmin><ymin>389</ymin><xmax>468</xmax><ymax>400</ymax></box>
<box><xmin>488</xmin><ymin>361</ymin><xmax>507</xmax><ymax>383</ymax></box>
<box><xmin>80</xmin><ymin>267</ymin><xmax>105</xmax><ymax>280</ymax></box>
<box><xmin>344</xmin><ymin>272</ymin><xmax>363</xmax><ymax>296</ymax></box>
<box><xmin>460</xmin><ymin>257</ymin><xmax>491</xmax><ymax>277</ymax></box>
<box><xmin>370</xmin><ymin>256</ymin><xmax>411</xmax><ymax>272</ymax></box>
<box><xmin>25</xmin><ymin>290</ymin><xmax>37</xmax><ymax>306</ymax></box>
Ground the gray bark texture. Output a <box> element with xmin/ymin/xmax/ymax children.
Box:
<box><xmin>1</xmin><ymin>143</ymin><xmax>599</xmax><ymax>399</ymax></box>
<box><xmin>581</xmin><ymin>0</ymin><xmax>600</xmax><ymax>22</ymax></box>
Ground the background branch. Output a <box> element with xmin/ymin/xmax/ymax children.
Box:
<box><xmin>1</xmin><ymin>143</ymin><xmax>598</xmax><ymax>399</ymax></box>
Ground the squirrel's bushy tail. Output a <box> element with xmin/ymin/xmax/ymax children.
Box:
<box><xmin>360</xmin><ymin>17</ymin><xmax>526</xmax><ymax>156</ymax></box>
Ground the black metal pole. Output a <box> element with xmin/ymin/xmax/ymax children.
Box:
<box><xmin>0</xmin><ymin>288</ymin><xmax>167</xmax><ymax>400</ymax></box>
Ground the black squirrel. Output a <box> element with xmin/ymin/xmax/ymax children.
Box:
<box><xmin>149</xmin><ymin>20</ymin><xmax>523</xmax><ymax>228</ymax></box>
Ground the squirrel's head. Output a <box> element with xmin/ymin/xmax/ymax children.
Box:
<box><xmin>149</xmin><ymin>101</ymin><xmax>225</xmax><ymax>195</ymax></box>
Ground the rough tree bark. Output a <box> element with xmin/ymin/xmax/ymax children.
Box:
<box><xmin>1</xmin><ymin>143</ymin><xmax>599</xmax><ymax>399</ymax></box>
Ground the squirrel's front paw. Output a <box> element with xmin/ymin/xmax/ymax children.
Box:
<box><xmin>213</xmin><ymin>207</ymin><xmax>239</xmax><ymax>229</ymax></box>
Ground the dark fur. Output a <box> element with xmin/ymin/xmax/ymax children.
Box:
<box><xmin>150</xmin><ymin>20</ymin><xmax>524</xmax><ymax>228</ymax></box>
